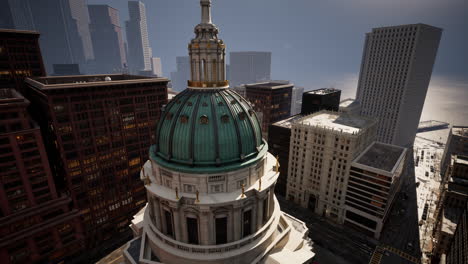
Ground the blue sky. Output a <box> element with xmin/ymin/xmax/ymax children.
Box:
<box><xmin>88</xmin><ymin>0</ymin><xmax>468</xmax><ymax>124</ymax></box>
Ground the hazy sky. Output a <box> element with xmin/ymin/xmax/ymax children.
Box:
<box><xmin>88</xmin><ymin>0</ymin><xmax>468</xmax><ymax>124</ymax></box>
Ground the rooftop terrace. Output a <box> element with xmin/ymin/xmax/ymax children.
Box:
<box><xmin>453</xmin><ymin>126</ymin><xmax>468</xmax><ymax>137</ymax></box>
<box><xmin>271</xmin><ymin>114</ymin><xmax>304</xmax><ymax>129</ymax></box>
<box><xmin>0</xmin><ymin>89</ymin><xmax>27</xmax><ymax>105</ymax></box>
<box><xmin>298</xmin><ymin>111</ymin><xmax>375</xmax><ymax>135</ymax></box>
<box><xmin>245</xmin><ymin>81</ymin><xmax>293</xmax><ymax>90</ymax></box>
<box><xmin>355</xmin><ymin>142</ymin><xmax>406</xmax><ymax>172</ymax></box>
<box><xmin>305</xmin><ymin>88</ymin><xmax>340</xmax><ymax>95</ymax></box>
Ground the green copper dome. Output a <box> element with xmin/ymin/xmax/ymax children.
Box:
<box><xmin>153</xmin><ymin>88</ymin><xmax>266</xmax><ymax>173</ymax></box>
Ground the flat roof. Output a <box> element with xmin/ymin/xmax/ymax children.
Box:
<box><xmin>297</xmin><ymin>111</ymin><xmax>375</xmax><ymax>135</ymax></box>
<box><xmin>0</xmin><ymin>89</ymin><xmax>28</xmax><ymax>105</ymax></box>
<box><xmin>0</xmin><ymin>28</ymin><xmax>40</xmax><ymax>35</ymax></box>
<box><xmin>418</xmin><ymin>120</ymin><xmax>449</xmax><ymax>129</ymax></box>
<box><xmin>453</xmin><ymin>126</ymin><xmax>468</xmax><ymax>137</ymax></box>
<box><xmin>245</xmin><ymin>81</ymin><xmax>293</xmax><ymax>90</ymax></box>
<box><xmin>441</xmin><ymin>207</ymin><xmax>461</xmax><ymax>234</ymax></box>
<box><xmin>355</xmin><ymin>142</ymin><xmax>406</xmax><ymax>172</ymax></box>
<box><xmin>271</xmin><ymin>114</ymin><xmax>304</xmax><ymax>129</ymax></box>
<box><xmin>305</xmin><ymin>88</ymin><xmax>340</xmax><ymax>95</ymax></box>
<box><xmin>26</xmin><ymin>74</ymin><xmax>168</xmax><ymax>90</ymax></box>
<box><xmin>339</xmin><ymin>98</ymin><xmax>356</xmax><ymax>108</ymax></box>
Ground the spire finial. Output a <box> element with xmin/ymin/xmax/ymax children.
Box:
<box><xmin>201</xmin><ymin>0</ymin><xmax>212</xmax><ymax>24</ymax></box>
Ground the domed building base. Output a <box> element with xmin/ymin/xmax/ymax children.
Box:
<box><xmin>120</xmin><ymin>152</ymin><xmax>314</xmax><ymax>264</ymax></box>
<box><xmin>123</xmin><ymin>206</ymin><xmax>315</xmax><ymax>264</ymax></box>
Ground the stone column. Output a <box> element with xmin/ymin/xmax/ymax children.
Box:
<box><xmin>200</xmin><ymin>210</ymin><xmax>210</xmax><ymax>245</ymax></box>
<box><xmin>173</xmin><ymin>208</ymin><xmax>182</xmax><ymax>241</ymax></box>
<box><xmin>251</xmin><ymin>200</ymin><xmax>257</xmax><ymax>232</ymax></box>
<box><xmin>257</xmin><ymin>196</ymin><xmax>264</xmax><ymax>229</ymax></box>
<box><xmin>233</xmin><ymin>206</ymin><xmax>241</xmax><ymax>240</ymax></box>
<box><xmin>153</xmin><ymin>198</ymin><xmax>162</xmax><ymax>230</ymax></box>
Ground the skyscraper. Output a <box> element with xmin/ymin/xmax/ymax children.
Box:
<box><xmin>169</xmin><ymin>56</ymin><xmax>190</xmax><ymax>92</ymax></box>
<box><xmin>0</xmin><ymin>89</ymin><xmax>84</xmax><ymax>264</ymax></box>
<box><xmin>88</xmin><ymin>5</ymin><xmax>127</xmax><ymax>74</ymax></box>
<box><xmin>28</xmin><ymin>0</ymin><xmax>94</xmax><ymax>74</ymax></box>
<box><xmin>22</xmin><ymin>74</ymin><xmax>168</xmax><ymax>258</ymax></box>
<box><xmin>0</xmin><ymin>29</ymin><xmax>46</xmax><ymax>90</ymax></box>
<box><xmin>120</xmin><ymin>1</ymin><xmax>315</xmax><ymax>263</ymax></box>
<box><xmin>126</xmin><ymin>1</ymin><xmax>152</xmax><ymax>73</ymax></box>
<box><xmin>0</xmin><ymin>0</ymin><xmax>35</xmax><ymax>30</ymax></box>
<box><xmin>244</xmin><ymin>81</ymin><xmax>293</xmax><ymax>138</ymax></box>
<box><xmin>151</xmin><ymin>57</ymin><xmax>162</xmax><ymax>76</ymax></box>
<box><xmin>440</xmin><ymin>126</ymin><xmax>468</xmax><ymax>177</ymax></box>
<box><xmin>229</xmin><ymin>51</ymin><xmax>271</xmax><ymax>87</ymax></box>
<box><xmin>356</xmin><ymin>24</ymin><xmax>442</xmax><ymax>146</ymax></box>
<box><xmin>290</xmin><ymin>86</ymin><xmax>304</xmax><ymax>116</ymax></box>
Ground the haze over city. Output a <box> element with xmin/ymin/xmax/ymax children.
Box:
<box><xmin>0</xmin><ymin>0</ymin><xmax>467</xmax><ymax>264</ymax></box>
<box><xmin>87</xmin><ymin>0</ymin><xmax>468</xmax><ymax>124</ymax></box>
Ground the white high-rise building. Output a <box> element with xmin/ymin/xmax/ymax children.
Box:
<box><xmin>356</xmin><ymin>24</ymin><xmax>442</xmax><ymax>147</ymax></box>
<box><xmin>126</xmin><ymin>1</ymin><xmax>152</xmax><ymax>72</ymax></box>
<box><xmin>151</xmin><ymin>57</ymin><xmax>163</xmax><ymax>76</ymax></box>
<box><xmin>286</xmin><ymin>111</ymin><xmax>377</xmax><ymax>223</ymax></box>
<box><xmin>291</xmin><ymin>86</ymin><xmax>304</xmax><ymax>116</ymax></box>
<box><xmin>229</xmin><ymin>51</ymin><xmax>271</xmax><ymax>87</ymax></box>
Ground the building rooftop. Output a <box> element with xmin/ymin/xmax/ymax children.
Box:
<box><xmin>245</xmin><ymin>81</ymin><xmax>293</xmax><ymax>90</ymax></box>
<box><xmin>0</xmin><ymin>89</ymin><xmax>28</xmax><ymax>105</ymax></box>
<box><xmin>453</xmin><ymin>126</ymin><xmax>468</xmax><ymax>137</ymax></box>
<box><xmin>339</xmin><ymin>98</ymin><xmax>356</xmax><ymax>108</ymax></box>
<box><xmin>271</xmin><ymin>115</ymin><xmax>304</xmax><ymax>129</ymax></box>
<box><xmin>441</xmin><ymin>207</ymin><xmax>462</xmax><ymax>234</ymax></box>
<box><xmin>25</xmin><ymin>74</ymin><xmax>168</xmax><ymax>90</ymax></box>
<box><xmin>355</xmin><ymin>142</ymin><xmax>406</xmax><ymax>173</ymax></box>
<box><xmin>297</xmin><ymin>111</ymin><xmax>375</xmax><ymax>135</ymax></box>
<box><xmin>304</xmin><ymin>88</ymin><xmax>340</xmax><ymax>95</ymax></box>
<box><xmin>0</xmin><ymin>28</ymin><xmax>40</xmax><ymax>35</ymax></box>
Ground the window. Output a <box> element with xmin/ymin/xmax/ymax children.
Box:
<box><xmin>242</xmin><ymin>209</ymin><xmax>252</xmax><ymax>237</ymax></box>
<box><xmin>187</xmin><ymin>217</ymin><xmax>199</xmax><ymax>244</ymax></box>
<box><xmin>237</xmin><ymin>178</ymin><xmax>247</xmax><ymax>189</ymax></box>
<box><xmin>215</xmin><ymin>216</ymin><xmax>228</xmax><ymax>244</ymax></box>
<box><xmin>210</xmin><ymin>184</ymin><xmax>224</xmax><ymax>193</ymax></box>
<box><xmin>164</xmin><ymin>210</ymin><xmax>174</xmax><ymax>237</ymax></box>
<box><xmin>184</xmin><ymin>184</ymin><xmax>195</xmax><ymax>193</ymax></box>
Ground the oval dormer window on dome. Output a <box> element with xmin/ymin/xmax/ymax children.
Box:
<box><xmin>200</xmin><ymin>115</ymin><xmax>209</xmax><ymax>124</ymax></box>
<box><xmin>180</xmin><ymin>115</ymin><xmax>189</xmax><ymax>124</ymax></box>
<box><xmin>239</xmin><ymin>112</ymin><xmax>246</xmax><ymax>121</ymax></box>
<box><xmin>221</xmin><ymin>114</ymin><xmax>229</xmax><ymax>123</ymax></box>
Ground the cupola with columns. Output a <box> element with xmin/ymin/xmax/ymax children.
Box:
<box><xmin>188</xmin><ymin>0</ymin><xmax>228</xmax><ymax>88</ymax></box>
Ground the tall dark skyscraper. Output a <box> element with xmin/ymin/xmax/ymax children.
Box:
<box><xmin>0</xmin><ymin>29</ymin><xmax>46</xmax><ymax>90</ymax></box>
<box><xmin>0</xmin><ymin>89</ymin><xmax>83</xmax><ymax>264</ymax></box>
<box><xmin>28</xmin><ymin>0</ymin><xmax>94</xmax><ymax>74</ymax></box>
<box><xmin>88</xmin><ymin>5</ymin><xmax>127</xmax><ymax>74</ymax></box>
<box><xmin>22</xmin><ymin>74</ymin><xmax>168</xmax><ymax>257</ymax></box>
<box><xmin>0</xmin><ymin>0</ymin><xmax>35</xmax><ymax>30</ymax></box>
<box><xmin>356</xmin><ymin>24</ymin><xmax>442</xmax><ymax>147</ymax></box>
<box><xmin>126</xmin><ymin>1</ymin><xmax>152</xmax><ymax>73</ymax></box>
<box><xmin>229</xmin><ymin>51</ymin><xmax>271</xmax><ymax>87</ymax></box>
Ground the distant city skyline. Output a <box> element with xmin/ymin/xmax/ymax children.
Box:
<box><xmin>86</xmin><ymin>0</ymin><xmax>467</xmax><ymax>125</ymax></box>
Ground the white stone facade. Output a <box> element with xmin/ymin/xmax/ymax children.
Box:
<box><xmin>286</xmin><ymin>111</ymin><xmax>377</xmax><ymax>223</ymax></box>
<box><xmin>122</xmin><ymin>153</ymin><xmax>314</xmax><ymax>264</ymax></box>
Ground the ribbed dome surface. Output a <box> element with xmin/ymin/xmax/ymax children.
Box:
<box><xmin>154</xmin><ymin>88</ymin><xmax>265</xmax><ymax>169</ymax></box>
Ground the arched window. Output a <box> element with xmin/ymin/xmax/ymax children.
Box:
<box><xmin>201</xmin><ymin>59</ymin><xmax>207</xmax><ymax>81</ymax></box>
